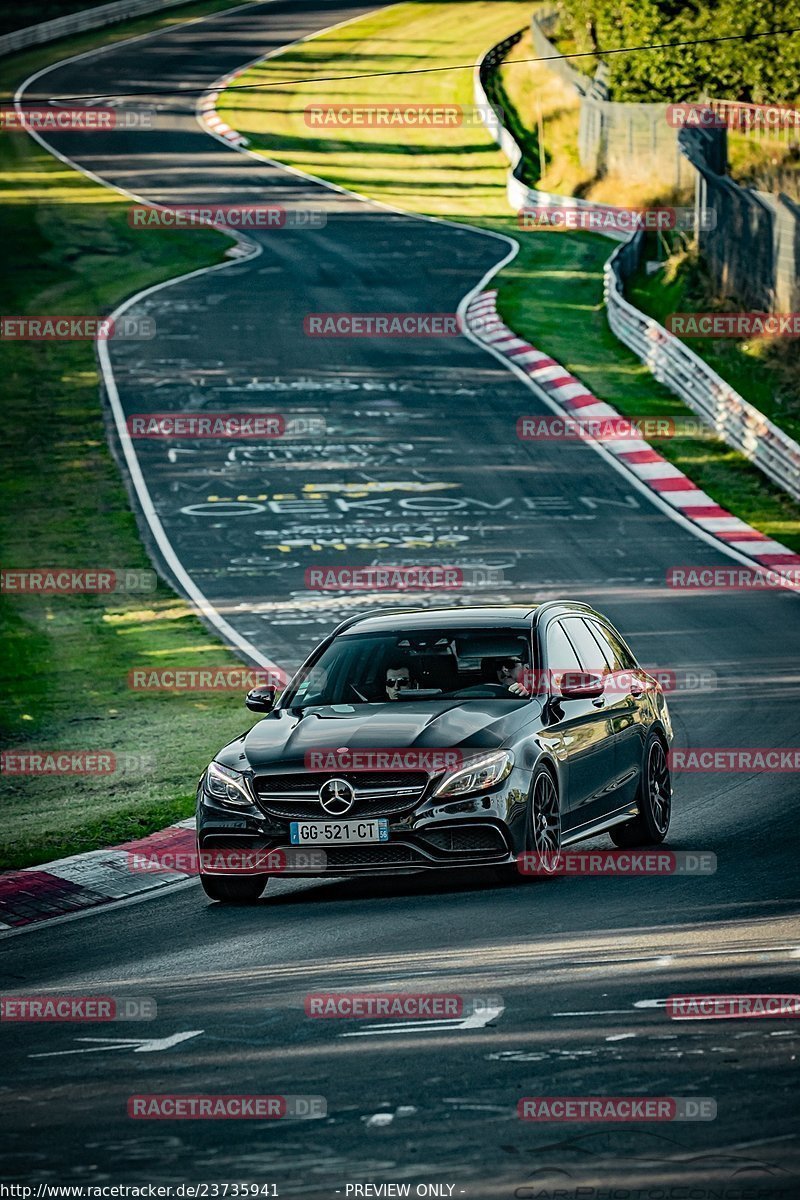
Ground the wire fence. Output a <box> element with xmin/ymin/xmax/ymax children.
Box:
<box><xmin>680</xmin><ymin>126</ymin><xmax>800</xmax><ymax>315</ymax></box>
<box><xmin>531</xmin><ymin>9</ymin><xmax>694</xmax><ymax>190</ymax></box>
<box><xmin>527</xmin><ymin>10</ymin><xmax>800</xmax><ymax>314</ymax></box>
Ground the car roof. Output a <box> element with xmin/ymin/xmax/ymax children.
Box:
<box><xmin>335</xmin><ymin>601</ymin><xmax>598</xmax><ymax>636</ymax></box>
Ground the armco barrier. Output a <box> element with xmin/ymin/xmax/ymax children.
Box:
<box><xmin>0</xmin><ymin>0</ymin><xmax>199</xmax><ymax>57</ymax></box>
<box><xmin>475</xmin><ymin>36</ymin><xmax>629</xmax><ymax>241</ymax></box>
<box><xmin>475</xmin><ymin>35</ymin><xmax>800</xmax><ymax>503</ymax></box>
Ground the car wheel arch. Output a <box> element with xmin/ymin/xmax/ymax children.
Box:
<box><xmin>649</xmin><ymin>721</ymin><xmax>671</xmax><ymax>754</ymax></box>
<box><xmin>529</xmin><ymin>753</ymin><xmax>562</xmax><ymax>796</ymax></box>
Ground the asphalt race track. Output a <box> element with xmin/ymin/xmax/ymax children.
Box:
<box><xmin>3</xmin><ymin>1</ymin><xmax>800</xmax><ymax>1194</ymax></box>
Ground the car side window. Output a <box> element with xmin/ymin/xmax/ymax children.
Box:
<box><xmin>546</xmin><ymin>621</ymin><xmax>582</xmax><ymax>686</ymax></box>
<box><xmin>590</xmin><ymin>621</ymin><xmax>637</xmax><ymax>670</ymax></box>
<box><xmin>561</xmin><ymin>618</ymin><xmax>610</xmax><ymax>674</ymax></box>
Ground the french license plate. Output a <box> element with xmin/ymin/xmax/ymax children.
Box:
<box><xmin>289</xmin><ymin>819</ymin><xmax>389</xmax><ymax>845</ymax></box>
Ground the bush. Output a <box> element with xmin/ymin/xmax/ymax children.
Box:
<box><xmin>555</xmin><ymin>0</ymin><xmax>800</xmax><ymax>103</ymax></box>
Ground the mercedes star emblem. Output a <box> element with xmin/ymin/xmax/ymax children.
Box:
<box><xmin>318</xmin><ymin>777</ymin><xmax>355</xmax><ymax>816</ymax></box>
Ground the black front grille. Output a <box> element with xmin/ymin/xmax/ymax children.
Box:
<box><xmin>422</xmin><ymin>826</ymin><xmax>507</xmax><ymax>855</ymax></box>
<box><xmin>200</xmin><ymin>836</ymin><xmax>266</xmax><ymax>850</ymax></box>
<box><xmin>254</xmin><ymin>771</ymin><xmax>428</xmax><ymax>820</ymax></box>
<box><xmin>257</xmin><ymin>772</ymin><xmax>428</xmax><ymax>792</ymax></box>
<box><xmin>323</xmin><ymin>844</ymin><xmax>422</xmax><ymax>867</ymax></box>
<box><xmin>259</xmin><ymin>796</ymin><xmax>417</xmax><ymax>820</ymax></box>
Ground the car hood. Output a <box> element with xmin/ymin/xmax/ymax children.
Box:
<box><xmin>237</xmin><ymin>699</ymin><xmax>540</xmax><ymax>772</ymax></box>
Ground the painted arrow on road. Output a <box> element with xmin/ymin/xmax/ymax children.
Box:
<box><xmin>339</xmin><ymin>1003</ymin><xmax>504</xmax><ymax>1037</ymax></box>
<box><xmin>30</xmin><ymin>1030</ymin><xmax>203</xmax><ymax>1057</ymax></box>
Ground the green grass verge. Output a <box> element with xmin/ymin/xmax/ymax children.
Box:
<box><xmin>219</xmin><ymin>0</ymin><xmax>800</xmax><ymax>553</ymax></box>
<box><xmin>218</xmin><ymin>0</ymin><xmax>523</xmax><ymax>221</ymax></box>
<box><xmin>0</xmin><ymin>0</ymin><xmax>264</xmax><ymax>870</ymax></box>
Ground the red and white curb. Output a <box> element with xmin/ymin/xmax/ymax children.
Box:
<box><xmin>0</xmin><ymin>819</ymin><xmax>197</xmax><ymax>933</ymax></box>
<box><xmin>466</xmin><ymin>291</ymin><xmax>800</xmax><ymax>587</ymax></box>
<box><xmin>197</xmin><ymin>81</ymin><xmax>249</xmax><ymax>146</ymax></box>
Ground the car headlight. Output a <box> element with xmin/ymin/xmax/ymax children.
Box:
<box><xmin>431</xmin><ymin>750</ymin><xmax>514</xmax><ymax>800</ymax></box>
<box><xmin>204</xmin><ymin>762</ymin><xmax>255</xmax><ymax>809</ymax></box>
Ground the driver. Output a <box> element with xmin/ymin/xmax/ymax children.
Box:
<box><xmin>384</xmin><ymin>663</ymin><xmax>419</xmax><ymax>701</ymax></box>
<box><xmin>486</xmin><ymin>656</ymin><xmax>531</xmax><ymax>697</ymax></box>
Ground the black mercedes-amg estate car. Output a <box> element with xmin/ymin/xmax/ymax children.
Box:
<box><xmin>196</xmin><ymin>602</ymin><xmax>673</xmax><ymax>902</ymax></box>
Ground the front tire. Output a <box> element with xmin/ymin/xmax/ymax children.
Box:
<box><xmin>610</xmin><ymin>734</ymin><xmax>671</xmax><ymax>848</ymax></box>
<box><xmin>493</xmin><ymin>765</ymin><xmax>562</xmax><ymax>884</ymax></box>
<box><xmin>200</xmin><ymin>873</ymin><xmax>267</xmax><ymax>904</ymax></box>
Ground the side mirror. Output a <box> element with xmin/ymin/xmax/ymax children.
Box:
<box><xmin>558</xmin><ymin>671</ymin><xmax>605</xmax><ymax>700</ymax></box>
<box><xmin>245</xmin><ymin>686</ymin><xmax>276</xmax><ymax>713</ymax></box>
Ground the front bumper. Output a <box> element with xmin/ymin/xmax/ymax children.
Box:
<box><xmin>196</xmin><ymin>766</ymin><xmax>531</xmax><ymax>876</ymax></box>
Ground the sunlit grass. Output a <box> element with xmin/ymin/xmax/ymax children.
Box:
<box><xmin>219</xmin><ymin>0</ymin><xmax>526</xmax><ymax>220</ymax></box>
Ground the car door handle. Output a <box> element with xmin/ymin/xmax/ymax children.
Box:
<box><xmin>592</xmin><ymin>697</ymin><xmax>606</xmax><ymax>708</ymax></box>
<box><xmin>630</xmin><ymin>681</ymin><xmax>644</xmax><ymax>697</ymax></box>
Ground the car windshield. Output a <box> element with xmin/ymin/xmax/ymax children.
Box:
<box><xmin>282</xmin><ymin>626</ymin><xmax>535</xmax><ymax>708</ymax></box>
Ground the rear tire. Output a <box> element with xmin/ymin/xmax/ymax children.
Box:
<box><xmin>610</xmin><ymin>733</ymin><xmax>671</xmax><ymax>848</ymax></box>
<box><xmin>200</xmin><ymin>874</ymin><xmax>267</xmax><ymax>904</ymax></box>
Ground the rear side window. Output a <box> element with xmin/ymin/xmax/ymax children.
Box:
<box><xmin>560</xmin><ymin>618</ymin><xmax>609</xmax><ymax>674</ymax></box>
<box><xmin>589</xmin><ymin>621</ymin><xmax>637</xmax><ymax>670</ymax></box>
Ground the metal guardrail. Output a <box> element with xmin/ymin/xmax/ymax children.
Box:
<box><xmin>476</xmin><ymin>34</ymin><xmax>629</xmax><ymax>239</ymax></box>
<box><xmin>0</xmin><ymin>0</ymin><xmax>199</xmax><ymax>57</ymax></box>
<box><xmin>474</xmin><ymin>37</ymin><xmax>800</xmax><ymax>503</ymax></box>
